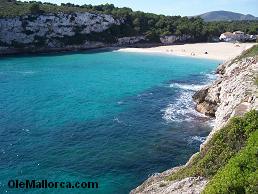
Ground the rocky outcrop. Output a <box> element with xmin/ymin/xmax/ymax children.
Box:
<box><xmin>0</xmin><ymin>12</ymin><xmax>123</xmax><ymax>54</ymax></box>
<box><xmin>131</xmin><ymin>166</ymin><xmax>208</xmax><ymax>194</ymax></box>
<box><xmin>160</xmin><ymin>35</ymin><xmax>193</xmax><ymax>44</ymax></box>
<box><xmin>117</xmin><ymin>36</ymin><xmax>146</xmax><ymax>45</ymax></box>
<box><xmin>192</xmin><ymin>87</ymin><xmax>218</xmax><ymax>117</ymax></box>
<box><xmin>0</xmin><ymin>12</ymin><xmax>121</xmax><ymax>44</ymax></box>
<box><xmin>131</xmin><ymin>54</ymin><xmax>258</xmax><ymax>194</ymax></box>
<box><xmin>193</xmin><ymin>57</ymin><xmax>258</xmax><ymax>146</ymax></box>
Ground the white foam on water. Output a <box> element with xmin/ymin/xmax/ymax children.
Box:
<box><xmin>10</xmin><ymin>71</ymin><xmax>36</xmax><ymax>75</ymax></box>
<box><xmin>112</xmin><ymin>117</ymin><xmax>132</xmax><ymax>127</ymax></box>
<box><xmin>163</xmin><ymin>72</ymin><xmax>217</xmax><ymax>123</ymax></box>
<box><xmin>117</xmin><ymin>101</ymin><xmax>124</xmax><ymax>105</ymax></box>
<box><xmin>188</xmin><ymin>136</ymin><xmax>207</xmax><ymax>144</ymax></box>
<box><xmin>22</xmin><ymin>128</ymin><xmax>30</xmax><ymax>133</ymax></box>
<box><xmin>113</xmin><ymin>117</ymin><xmax>123</xmax><ymax>124</ymax></box>
<box><xmin>137</xmin><ymin>92</ymin><xmax>153</xmax><ymax>97</ymax></box>
<box><xmin>208</xmin><ymin>119</ymin><xmax>216</xmax><ymax>127</ymax></box>
<box><xmin>205</xmin><ymin>73</ymin><xmax>217</xmax><ymax>81</ymax></box>
<box><xmin>1</xmin><ymin>149</ymin><xmax>5</xmax><ymax>154</ymax></box>
<box><xmin>161</xmin><ymin>91</ymin><xmax>204</xmax><ymax>122</ymax></box>
<box><xmin>169</xmin><ymin>83</ymin><xmax>207</xmax><ymax>91</ymax></box>
<box><xmin>199</xmin><ymin>72</ymin><xmax>218</xmax><ymax>83</ymax></box>
<box><xmin>23</xmin><ymin>71</ymin><xmax>36</xmax><ymax>74</ymax></box>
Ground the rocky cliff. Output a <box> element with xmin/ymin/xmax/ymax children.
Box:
<box><xmin>193</xmin><ymin>56</ymin><xmax>258</xmax><ymax>148</ymax></box>
<box><xmin>0</xmin><ymin>12</ymin><xmax>201</xmax><ymax>55</ymax></box>
<box><xmin>160</xmin><ymin>35</ymin><xmax>193</xmax><ymax>45</ymax></box>
<box><xmin>131</xmin><ymin>52</ymin><xmax>258</xmax><ymax>194</ymax></box>
<box><xmin>0</xmin><ymin>12</ymin><xmax>121</xmax><ymax>44</ymax></box>
<box><xmin>0</xmin><ymin>12</ymin><xmax>127</xmax><ymax>54</ymax></box>
<box><xmin>131</xmin><ymin>166</ymin><xmax>208</xmax><ymax>194</ymax></box>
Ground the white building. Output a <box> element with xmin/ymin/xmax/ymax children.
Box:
<box><xmin>219</xmin><ymin>31</ymin><xmax>257</xmax><ymax>42</ymax></box>
<box><xmin>233</xmin><ymin>31</ymin><xmax>245</xmax><ymax>35</ymax></box>
<box><xmin>233</xmin><ymin>31</ymin><xmax>245</xmax><ymax>41</ymax></box>
<box><xmin>219</xmin><ymin>32</ymin><xmax>235</xmax><ymax>42</ymax></box>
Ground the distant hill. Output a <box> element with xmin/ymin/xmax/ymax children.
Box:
<box><xmin>196</xmin><ymin>11</ymin><xmax>258</xmax><ymax>22</ymax></box>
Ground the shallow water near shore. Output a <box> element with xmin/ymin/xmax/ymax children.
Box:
<box><xmin>0</xmin><ymin>51</ymin><xmax>218</xmax><ymax>193</ymax></box>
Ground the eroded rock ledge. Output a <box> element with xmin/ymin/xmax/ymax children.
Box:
<box><xmin>194</xmin><ymin>56</ymin><xmax>258</xmax><ymax>147</ymax></box>
<box><xmin>131</xmin><ymin>56</ymin><xmax>258</xmax><ymax>194</ymax></box>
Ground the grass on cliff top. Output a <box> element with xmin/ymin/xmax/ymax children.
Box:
<box><xmin>232</xmin><ymin>44</ymin><xmax>258</xmax><ymax>63</ymax></box>
<box><xmin>240</xmin><ymin>44</ymin><xmax>258</xmax><ymax>58</ymax></box>
<box><xmin>167</xmin><ymin>110</ymin><xmax>258</xmax><ymax>192</ymax></box>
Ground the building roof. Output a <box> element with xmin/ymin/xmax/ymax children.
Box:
<box><xmin>222</xmin><ymin>32</ymin><xmax>233</xmax><ymax>35</ymax></box>
<box><xmin>233</xmin><ymin>31</ymin><xmax>244</xmax><ymax>34</ymax></box>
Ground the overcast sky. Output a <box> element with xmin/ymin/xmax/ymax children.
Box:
<box><xmin>27</xmin><ymin>0</ymin><xmax>258</xmax><ymax>16</ymax></box>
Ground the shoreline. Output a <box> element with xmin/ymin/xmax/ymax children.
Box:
<box><xmin>0</xmin><ymin>43</ymin><xmax>163</xmax><ymax>57</ymax></box>
<box><xmin>117</xmin><ymin>42</ymin><xmax>257</xmax><ymax>61</ymax></box>
<box><xmin>0</xmin><ymin>42</ymin><xmax>256</xmax><ymax>60</ymax></box>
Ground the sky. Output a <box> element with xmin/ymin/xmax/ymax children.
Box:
<box><xmin>30</xmin><ymin>0</ymin><xmax>258</xmax><ymax>16</ymax></box>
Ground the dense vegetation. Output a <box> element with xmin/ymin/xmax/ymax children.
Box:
<box><xmin>1</xmin><ymin>0</ymin><xmax>258</xmax><ymax>43</ymax></box>
<box><xmin>167</xmin><ymin>110</ymin><xmax>258</xmax><ymax>193</ymax></box>
<box><xmin>203</xmin><ymin>130</ymin><xmax>258</xmax><ymax>194</ymax></box>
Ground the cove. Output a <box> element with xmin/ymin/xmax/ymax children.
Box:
<box><xmin>0</xmin><ymin>51</ymin><xmax>219</xmax><ymax>194</ymax></box>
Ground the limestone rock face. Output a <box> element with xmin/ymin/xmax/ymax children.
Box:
<box><xmin>192</xmin><ymin>88</ymin><xmax>209</xmax><ymax>104</ymax></box>
<box><xmin>130</xmin><ymin>166</ymin><xmax>208</xmax><ymax>194</ymax></box>
<box><xmin>117</xmin><ymin>36</ymin><xmax>146</xmax><ymax>45</ymax></box>
<box><xmin>160</xmin><ymin>35</ymin><xmax>192</xmax><ymax>44</ymax></box>
<box><xmin>192</xmin><ymin>82</ymin><xmax>221</xmax><ymax>117</ymax></box>
<box><xmin>193</xmin><ymin>57</ymin><xmax>258</xmax><ymax>126</ymax></box>
<box><xmin>196</xmin><ymin>101</ymin><xmax>217</xmax><ymax>117</ymax></box>
<box><xmin>0</xmin><ymin>12</ymin><xmax>122</xmax><ymax>50</ymax></box>
<box><xmin>197</xmin><ymin>57</ymin><xmax>258</xmax><ymax>146</ymax></box>
<box><xmin>192</xmin><ymin>87</ymin><xmax>216</xmax><ymax>116</ymax></box>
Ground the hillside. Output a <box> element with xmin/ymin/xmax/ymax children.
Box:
<box><xmin>197</xmin><ymin>11</ymin><xmax>258</xmax><ymax>22</ymax></box>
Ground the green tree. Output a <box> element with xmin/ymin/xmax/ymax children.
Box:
<box><xmin>29</xmin><ymin>3</ymin><xmax>42</xmax><ymax>14</ymax></box>
<box><xmin>145</xmin><ymin>30</ymin><xmax>160</xmax><ymax>42</ymax></box>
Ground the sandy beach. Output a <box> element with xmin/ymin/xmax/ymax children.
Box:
<box><xmin>117</xmin><ymin>42</ymin><xmax>257</xmax><ymax>61</ymax></box>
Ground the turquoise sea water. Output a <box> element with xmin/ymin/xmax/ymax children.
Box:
<box><xmin>0</xmin><ymin>51</ymin><xmax>219</xmax><ymax>193</ymax></box>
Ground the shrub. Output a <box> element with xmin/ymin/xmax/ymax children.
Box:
<box><xmin>168</xmin><ymin>110</ymin><xmax>258</xmax><ymax>181</ymax></box>
<box><xmin>203</xmin><ymin>130</ymin><xmax>258</xmax><ymax>194</ymax></box>
<box><xmin>232</xmin><ymin>44</ymin><xmax>258</xmax><ymax>63</ymax></box>
<box><xmin>29</xmin><ymin>3</ymin><xmax>42</xmax><ymax>14</ymax></box>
